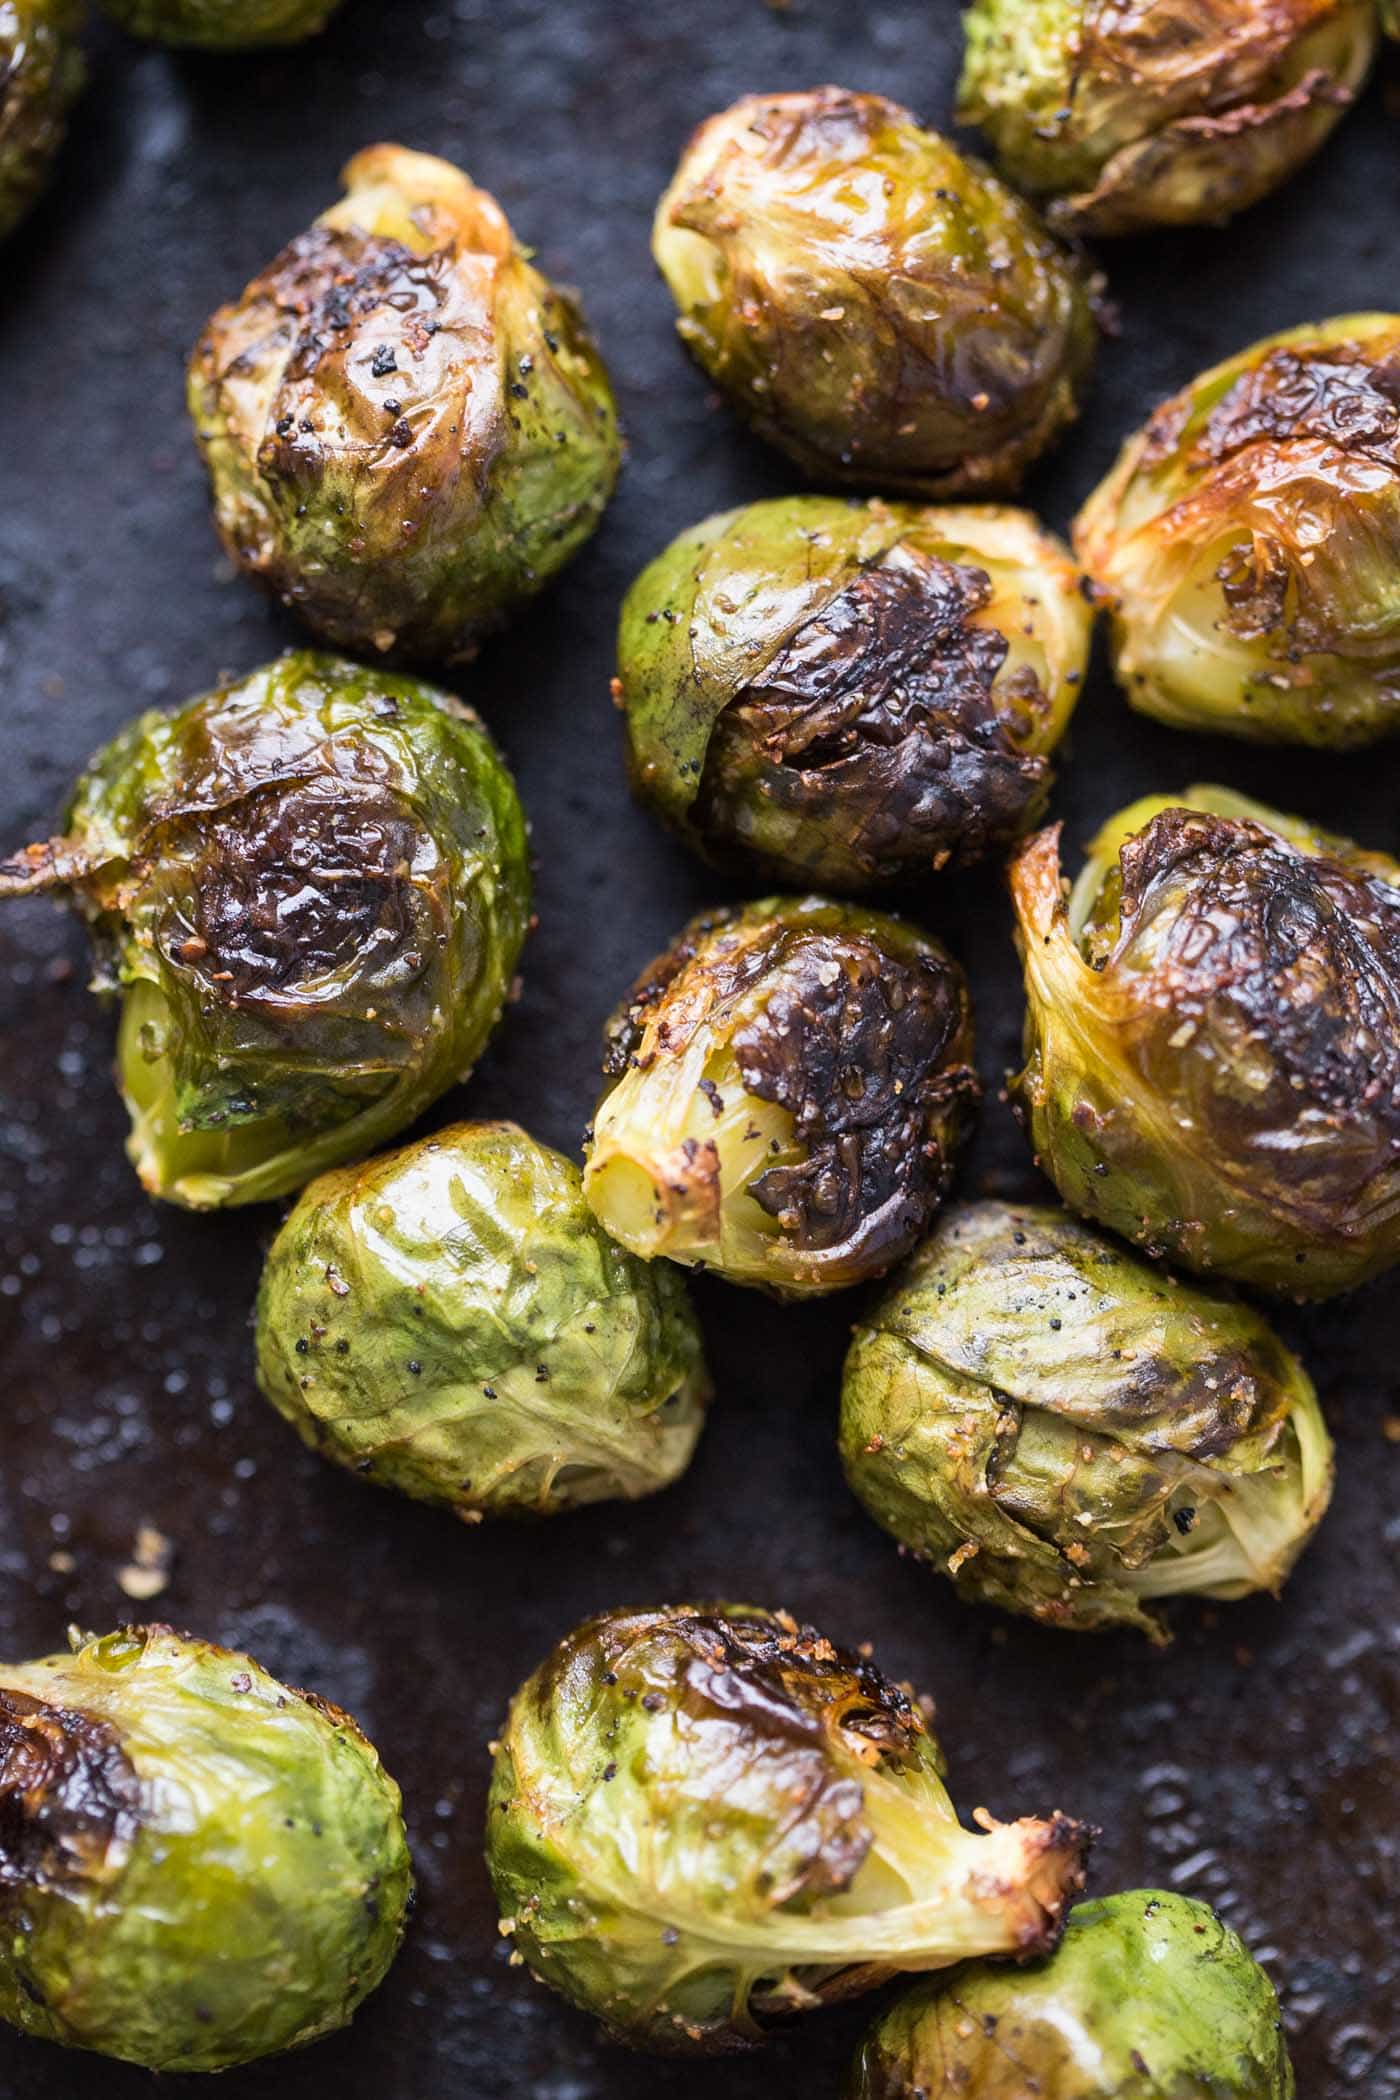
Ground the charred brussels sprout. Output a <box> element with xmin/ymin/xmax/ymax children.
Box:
<box><xmin>0</xmin><ymin>652</ymin><xmax>530</xmax><ymax>1211</ymax></box>
<box><xmin>190</xmin><ymin>145</ymin><xmax>621</xmax><ymax>664</ymax></box>
<box><xmin>255</xmin><ymin>1121</ymin><xmax>710</xmax><ymax>1518</ymax></box>
<box><xmin>652</xmin><ymin>88</ymin><xmax>1097</xmax><ymax>497</ymax></box>
<box><xmin>618</xmin><ymin>498</ymin><xmax>1093</xmax><ymax>891</ymax></box>
<box><xmin>98</xmin><ymin>0</ymin><xmax>341</xmax><ymax>44</ymax></box>
<box><xmin>958</xmin><ymin>0</ymin><xmax>1376</xmax><ymax>237</ymax></box>
<box><xmin>840</xmin><ymin>1201</ymin><xmax>1333</xmax><ymax>1640</ymax></box>
<box><xmin>1011</xmin><ymin>786</ymin><xmax>1400</xmax><ymax>1297</ymax></box>
<box><xmin>0</xmin><ymin>0</ymin><xmax>84</xmax><ymax>242</ymax></box>
<box><xmin>584</xmin><ymin>898</ymin><xmax>978</xmax><ymax>1297</ymax></box>
<box><xmin>1077</xmin><ymin>315</ymin><xmax>1400</xmax><ymax>747</ymax></box>
<box><xmin>0</xmin><ymin>1625</ymin><xmax>411</xmax><ymax>2072</ymax></box>
<box><xmin>848</xmin><ymin>1890</ymin><xmax>1295</xmax><ymax>2098</ymax></box>
<box><xmin>486</xmin><ymin>1603</ymin><xmax>1090</xmax><ymax>2052</ymax></box>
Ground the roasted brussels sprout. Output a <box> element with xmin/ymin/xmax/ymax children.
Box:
<box><xmin>652</xmin><ymin>88</ymin><xmax>1098</xmax><ymax>497</ymax></box>
<box><xmin>1384</xmin><ymin>0</ymin><xmax>1400</xmax><ymax>37</ymax></box>
<box><xmin>848</xmin><ymin>1890</ymin><xmax>1295</xmax><ymax>2098</ymax></box>
<box><xmin>584</xmin><ymin>897</ymin><xmax>978</xmax><ymax>1297</ymax></box>
<box><xmin>618</xmin><ymin>498</ymin><xmax>1093</xmax><ymax>891</ymax></box>
<box><xmin>0</xmin><ymin>1625</ymin><xmax>411</xmax><ymax>2072</ymax></box>
<box><xmin>0</xmin><ymin>652</ymin><xmax>530</xmax><ymax>1211</ymax></box>
<box><xmin>190</xmin><ymin>145</ymin><xmax>621</xmax><ymax>665</ymax></box>
<box><xmin>486</xmin><ymin>1603</ymin><xmax>1091</xmax><ymax>2053</ymax></box>
<box><xmin>255</xmin><ymin>1121</ymin><xmax>710</xmax><ymax>1518</ymax></box>
<box><xmin>0</xmin><ymin>0</ymin><xmax>84</xmax><ymax>242</ymax></box>
<box><xmin>1011</xmin><ymin>786</ymin><xmax>1400</xmax><ymax>1297</ymax></box>
<box><xmin>958</xmin><ymin>0</ymin><xmax>1376</xmax><ymax>238</ymax></box>
<box><xmin>1077</xmin><ymin>315</ymin><xmax>1400</xmax><ymax>747</ymax></box>
<box><xmin>98</xmin><ymin>0</ymin><xmax>341</xmax><ymax>44</ymax></box>
<box><xmin>841</xmin><ymin>1201</ymin><xmax>1333</xmax><ymax>1640</ymax></box>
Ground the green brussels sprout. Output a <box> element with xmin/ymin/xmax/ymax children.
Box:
<box><xmin>254</xmin><ymin>1120</ymin><xmax>710</xmax><ymax>1519</ymax></box>
<box><xmin>1076</xmin><ymin>315</ymin><xmax>1400</xmax><ymax>748</ymax></box>
<box><xmin>0</xmin><ymin>0</ymin><xmax>84</xmax><ymax>242</ymax></box>
<box><xmin>958</xmin><ymin>0</ymin><xmax>1376</xmax><ymax>238</ymax></box>
<box><xmin>189</xmin><ymin>145</ymin><xmax>621</xmax><ymax>665</ymax></box>
<box><xmin>1010</xmin><ymin>785</ymin><xmax>1400</xmax><ymax>1298</ymax></box>
<box><xmin>97</xmin><ymin>0</ymin><xmax>341</xmax><ymax>45</ymax></box>
<box><xmin>652</xmin><ymin>88</ymin><xmax>1098</xmax><ymax>498</ymax></box>
<box><xmin>840</xmin><ymin>1200</ymin><xmax>1334</xmax><ymax>1641</ymax></box>
<box><xmin>617</xmin><ymin>497</ymin><xmax>1094</xmax><ymax>891</ymax></box>
<box><xmin>486</xmin><ymin>1603</ymin><xmax>1091</xmax><ymax>2053</ymax></box>
<box><xmin>0</xmin><ymin>651</ymin><xmax>530</xmax><ymax>1211</ymax></box>
<box><xmin>0</xmin><ymin>1624</ymin><xmax>411</xmax><ymax>2072</ymax></box>
<box><xmin>583</xmin><ymin>897</ymin><xmax>979</xmax><ymax>1298</ymax></box>
<box><xmin>848</xmin><ymin>1890</ymin><xmax>1295</xmax><ymax>2098</ymax></box>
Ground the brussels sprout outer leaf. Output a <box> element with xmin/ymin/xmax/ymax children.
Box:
<box><xmin>585</xmin><ymin>897</ymin><xmax>978</xmax><ymax>1296</ymax></box>
<box><xmin>0</xmin><ymin>0</ymin><xmax>84</xmax><ymax>241</ymax></box>
<box><xmin>848</xmin><ymin>1889</ymin><xmax>1295</xmax><ymax>2098</ymax></box>
<box><xmin>487</xmin><ymin>1605</ymin><xmax>1091</xmax><ymax>2052</ymax></box>
<box><xmin>959</xmin><ymin>0</ymin><xmax>1376</xmax><ymax>238</ymax></box>
<box><xmin>1010</xmin><ymin>790</ymin><xmax>1400</xmax><ymax>1295</ymax></box>
<box><xmin>618</xmin><ymin>497</ymin><xmax>1091</xmax><ymax>889</ymax></box>
<box><xmin>98</xmin><ymin>0</ymin><xmax>341</xmax><ymax>44</ymax></box>
<box><xmin>0</xmin><ymin>651</ymin><xmax>531</xmax><ymax>1209</ymax></box>
<box><xmin>0</xmin><ymin>1626</ymin><xmax>411</xmax><ymax>2071</ymax></box>
<box><xmin>255</xmin><ymin>1120</ymin><xmax>709</xmax><ymax>1517</ymax></box>
<box><xmin>1076</xmin><ymin>315</ymin><xmax>1400</xmax><ymax>746</ymax></box>
<box><xmin>841</xmin><ymin>1201</ymin><xmax>1333</xmax><ymax>1638</ymax></box>
<box><xmin>653</xmin><ymin>89</ymin><xmax>1096</xmax><ymax>496</ymax></box>
<box><xmin>190</xmin><ymin>145</ymin><xmax>621</xmax><ymax>663</ymax></box>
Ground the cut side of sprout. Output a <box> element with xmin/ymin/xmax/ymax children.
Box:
<box><xmin>118</xmin><ymin>979</ymin><xmax>290</xmax><ymax>1210</ymax></box>
<box><xmin>586</xmin><ymin>1046</ymin><xmax>801</xmax><ymax>1282</ymax></box>
<box><xmin>1122</xmin><ymin>1411</ymin><xmax>1333</xmax><ymax>1604</ymax></box>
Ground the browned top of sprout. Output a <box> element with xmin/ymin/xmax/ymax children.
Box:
<box><xmin>0</xmin><ymin>1690</ymin><xmax>140</xmax><ymax>1899</ymax></box>
<box><xmin>605</xmin><ymin>903</ymin><xmax>977</xmax><ymax>1260</ymax></box>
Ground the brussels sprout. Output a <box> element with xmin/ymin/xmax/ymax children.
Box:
<box><xmin>486</xmin><ymin>1603</ymin><xmax>1091</xmax><ymax>2053</ymax></box>
<box><xmin>0</xmin><ymin>651</ymin><xmax>530</xmax><ymax>1211</ymax></box>
<box><xmin>98</xmin><ymin>0</ymin><xmax>341</xmax><ymax>44</ymax></box>
<box><xmin>0</xmin><ymin>1624</ymin><xmax>411</xmax><ymax>2072</ymax></box>
<box><xmin>848</xmin><ymin>1890</ymin><xmax>1295</xmax><ymax>2098</ymax></box>
<box><xmin>1384</xmin><ymin>0</ymin><xmax>1399</xmax><ymax>36</ymax></box>
<box><xmin>958</xmin><ymin>0</ymin><xmax>1376</xmax><ymax>238</ymax></box>
<box><xmin>1076</xmin><ymin>315</ymin><xmax>1400</xmax><ymax>747</ymax></box>
<box><xmin>0</xmin><ymin>0</ymin><xmax>84</xmax><ymax>242</ymax></box>
<box><xmin>618</xmin><ymin>498</ymin><xmax>1093</xmax><ymax>891</ymax></box>
<box><xmin>190</xmin><ymin>145</ymin><xmax>621</xmax><ymax>665</ymax></box>
<box><xmin>583</xmin><ymin>897</ymin><xmax>978</xmax><ymax>1297</ymax></box>
<box><xmin>652</xmin><ymin>88</ymin><xmax>1098</xmax><ymax>498</ymax></box>
<box><xmin>841</xmin><ymin>1201</ymin><xmax>1334</xmax><ymax>1640</ymax></box>
<box><xmin>255</xmin><ymin>1120</ymin><xmax>710</xmax><ymax>1518</ymax></box>
<box><xmin>1010</xmin><ymin>785</ymin><xmax>1400</xmax><ymax>1298</ymax></box>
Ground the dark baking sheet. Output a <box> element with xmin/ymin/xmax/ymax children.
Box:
<box><xmin>1</xmin><ymin>4</ymin><xmax>1397</xmax><ymax>2095</ymax></box>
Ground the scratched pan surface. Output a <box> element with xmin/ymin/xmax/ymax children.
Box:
<box><xmin>0</xmin><ymin>4</ymin><xmax>1397</xmax><ymax>2095</ymax></box>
